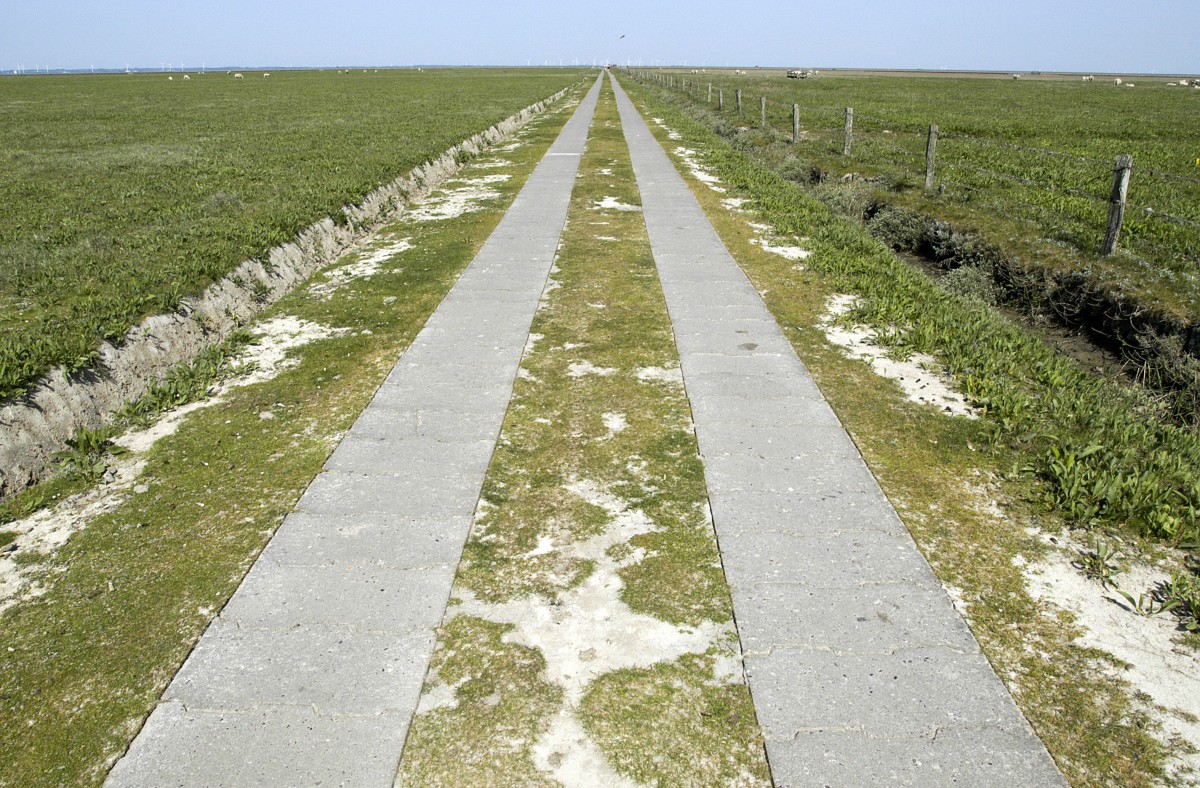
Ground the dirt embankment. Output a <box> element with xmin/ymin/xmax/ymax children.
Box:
<box><xmin>0</xmin><ymin>85</ymin><xmax>576</xmax><ymax>499</ymax></box>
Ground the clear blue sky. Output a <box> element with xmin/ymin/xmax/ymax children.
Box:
<box><xmin>2</xmin><ymin>0</ymin><xmax>1195</xmax><ymax>74</ymax></box>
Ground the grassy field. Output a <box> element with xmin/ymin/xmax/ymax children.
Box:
<box><xmin>0</xmin><ymin>68</ymin><xmax>584</xmax><ymax>401</ymax></box>
<box><xmin>639</xmin><ymin>70</ymin><xmax>1200</xmax><ymax>322</ymax></box>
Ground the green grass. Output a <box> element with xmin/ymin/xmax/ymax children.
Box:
<box><xmin>622</xmin><ymin>74</ymin><xmax>1177</xmax><ymax>786</ymax></box>
<box><xmin>0</xmin><ymin>89</ymin><xmax>586</xmax><ymax>786</ymax></box>
<box><xmin>0</xmin><ymin>68</ymin><xmax>585</xmax><ymax>400</ymax></box>
<box><xmin>638</xmin><ymin>70</ymin><xmax>1200</xmax><ymax>322</ymax></box>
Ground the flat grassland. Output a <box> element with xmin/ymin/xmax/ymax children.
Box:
<box><xmin>658</xmin><ymin>71</ymin><xmax>1200</xmax><ymax>319</ymax></box>
<box><xmin>0</xmin><ymin>68</ymin><xmax>584</xmax><ymax>400</ymax></box>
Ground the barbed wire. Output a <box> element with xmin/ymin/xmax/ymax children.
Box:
<box><xmin>857</xmin><ymin>136</ymin><xmax>924</xmax><ymax>160</ymax></box>
<box><xmin>940</xmin><ymin>133</ymin><xmax>1108</xmax><ymax>166</ymax></box>
<box><xmin>1124</xmin><ymin>234</ymin><xmax>1200</xmax><ymax>265</ymax></box>
<box><xmin>940</xmin><ymin>181</ymin><xmax>1099</xmax><ymax>229</ymax></box>
<box><xmin>941</xmin><ymin>160</ymin><xmax>1111</xmax><ymax>203</ymax></box>
<box><xmin>1135</xmin><ymin>167</ymin><xmax>1200</xmax><ymax>187</ymax></box>
<box><xmin>1127</xmin><ymin>205</ymin><xmax>1200</xmax><ymax>231</ymax></box>
<box><xmin>851</xmin><ymin>112</ymin><xmax>929</xmax><ymax>135</ymax></box>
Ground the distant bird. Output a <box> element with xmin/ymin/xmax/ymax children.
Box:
<box><xmin>620</xmin><ymin>34</ymin><xmax>626</xmax><ymax>39</ymax></box>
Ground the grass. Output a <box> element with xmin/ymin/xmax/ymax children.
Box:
<box><xmin>0</xmin><ymin>89</ymin><xmax>587</xmax><ymax>786</ymax></box>
<box><xmin>397</xmin><ymin>80</ymin><xmax>769</xmax><ymax>786</ymax></box>
<box><xmin>621</xmin><ymin>73</ymin><xmax>1176</xmax><ymax>786</ymax></box>
<box><xmin>0</xmin><ymin>68</ymin><xmax>585</xmax><ymax>400</ymax></box>
<box><xmin>637</xmin><ymin>69</ymin><xmax>1200</xmax><ymax>327</ymax></box>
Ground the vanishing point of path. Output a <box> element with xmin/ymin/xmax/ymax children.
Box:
<box><xmin>109</xmin><ymin>72</ymin><xmax>1063</xmax><ymax>785</ymax></box>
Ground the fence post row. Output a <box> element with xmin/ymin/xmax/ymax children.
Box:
<box><xmin>843</xmin><ymin>108</ymin><xmax>854</xmax><ymax>156</ymax></box>
<box><xmin>924</xmin><ymin>124</ymin><xmax>939</xmax><ymax>190</ymax></box>
<box><xmin>643</xmin><ymin>73</ymin><xmax>1153</xmax><ymax>262</ymax></box>
<box><xmin>1102</xmin><ymin>154</ymin><xmax>1134</xmax><ymax>256</ymax></box>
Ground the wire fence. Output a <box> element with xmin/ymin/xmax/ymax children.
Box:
<box><xmin>631</xmin><ymin>70</ymin><xmax>1200</xmax><ymax>270</ymax></box>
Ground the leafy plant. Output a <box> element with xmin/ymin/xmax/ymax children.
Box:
<box><xmin>1072</xmin><ymin>538</ymin><xmax>1124</xmax><ymax>587</ymax></box>
<box><xmin>1162</xmin><ymin>571</ymin><xmax>1200</xmax><ymax>632</ymax></box>
<box><xmin>51</xmin><ymin>427</ymin><xmax>127</xmax><ymax>482</ymax></box>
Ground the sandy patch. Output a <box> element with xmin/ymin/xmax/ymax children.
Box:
<box><xmin>1024</xmin><ymin>535</ymin><xmax>1200</xmax><ymax>783</ymax></box>
<box><xmin>593</xmin><ymin>196</ymin><xmax>640</xmax><ymax>212</ymax></box>
<box><xmin>308</xmin><ymin>237</ymin><xmax>412</xmax><ymax>299</ymax></box>
<box><xmin>674</xmin><ymin>147</ymin><xmax>726</xmax><ymax>192</ymax></box>
<box><xmin>635</xmin><ymin>366</ymin><xmax>684</xmax><ymax>386</ymax></box>
<box><xmin>751</xmin><ymin>238</ymin><xmax>811</xmax><ymax>262</ymax></box>
<box><xmin>721</xmin><ymin>198</ymin><xmax>751</xmax><ymax>212</ymax></box>
<box><xmin>452</xmin><ymin>479</ymin><xmax>731</xmax><ymax>785</ymax></box>
<box><xmin>599</xmin><ymin>412</ymin><xmax>627</xmax><ymax>442</ymax></box>
<box><xmin>0</xmin><ymin>317</ymin><xmax>348</xmax><ymax>612</ymax></box>
<box><xmin>406</xmin><ymin>176</ymin><xmax>509</xmax><ymax>222</ymax></box>
<box><xmin>567</xmin><ymin>361</ymin><xmax>617</xmax><ymax>378</ymax></box>
<box><xmin>822</xmin><ymin>295</ymin><xmax>976</xmax><ymax>418</ymax></box>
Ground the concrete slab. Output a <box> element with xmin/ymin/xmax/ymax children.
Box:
<box><xmin>767</xmin><ymin>727</ymin><xmax>1067</xmax><ymax>787</ymax></box>
<box><xmin>729</xmin><ymin>582</ymin><xmax>981</xmax><ymax>655</ymax></box>
<box><xmin>610</xmin><ymin>73</ymin><xmax>1063</xmax><ymax>785</ymax></box>
<box><xmin>164</xmin><ymin>620</ymin><xmax>435</xmax><ymax>714</ymax></box>
<box><xmin>107</xmin><ymin>703</ymin><xmax>410</xmax><ymax>788</ymax></box>
<box><xmin>257</xmin><ymin>511</ymin><xmax>472</xmax><ymax>570</ymax></box>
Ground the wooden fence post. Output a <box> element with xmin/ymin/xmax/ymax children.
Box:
<box><xmin>719</xmin><ymin>89</ymin><xmax>724</xmax><ymax>110</ymax></box>
<box><xmin>843</xmin><ymin>108</ymin><xmax>854</xmax><ymax>156</ymax></box>
<box><xmin>924</xmin><ymin>124</ymin><xmax>939</xmax><ymax>190</ymax></box>
<box><xmin>761</xmin><ymin>96</ymin><xmax>767</xmax><ymax>129</ymax></box>
<box><xmin>708</xmin><ymin>83</ymin><xmax>712</xmax><ymax>103</ymax></box>
<box><xmin>792</xmin><ymin>103</ymin><xmax>800</xmax><ymax>143</ymax></box>
<box><xmin>736</xmin><ymin>89</ymin><xmax>743</xmax><ymax>115</ymax></box>
<box><xmin>1102</xmin><ymin>154</ymin><xmax>1134</xmax><ymax>256</ymax></box>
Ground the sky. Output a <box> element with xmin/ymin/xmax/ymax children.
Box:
<box><xmin>2</xmin><ymin>0</ymin><xmax>1196</xmax><ymax>75</ymax></box>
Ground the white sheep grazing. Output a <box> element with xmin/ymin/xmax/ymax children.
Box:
<box><xmin>1126</xmin><ymin>82</ymin><xmax>1135</xmax><ymax>88</ymax></box>
<box><xmin>1082</xmin><ymin>75</ymin><xmax>1094</xmax><ymax>82</ymax></box>
<box><xmin>263</xmin><ymin>72</ymin><xmax>270</xmax><ymax>78</ymax></box>
<box><xmin>1114</xmin><ymin>77</ymin><xmax>1123</xmax><ymax>85</ymax></box>
<box><xmin>167</xmin><ymin>76</ymin><xmax>173</xmax><ymax>80</ymax></box>
<box><xmin>233</xmin><ymin>72</ymin><xmax>243</xmax><ymax>79</ymax></box>
<box><xmin>182</xmin><ymin>74</ymin><xmax>190</xmax><ymax>80</ymax></box>
<box><xmin>1012</xmin><ymin>73</ymin><xmax>1021</xmax><ymax>79</ymax></box>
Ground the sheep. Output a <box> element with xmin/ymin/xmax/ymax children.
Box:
<box><xmin>1082</xmin><ymin>75</ymin><xmax>1094</xmax><ymax>82</ymax></box>
<box><xmin>167</xmin><ymin>76</ymin><xmax>173</xmax><ymax>80</ymax></box>
<box><xmin>263</xmin><ymin>72</ymin><xmax>270</xmax><ymax>78</ymax></box>
<box><xmin>1114</xmin><ymin>77</ymin><xmax>1123</xmax><ymax>85</ymax></box>
<box><xmin>1012</xmin><ymin>73</ymin><xmax>1021</xmax><ymax>79</ymax></box>
<box><xmin>182</xmin><ymin>74</ymin><xmax>190</xmax><ymax>80</ymax></box>
<box><xmin>1126</xmin><ymin>82</ymin><xmax>1135</xmax><ymax>88</ymax></box>
<box><xmin>233</xmin><ymin>72</ymin><xmax>243</xmax><ymax>79</ymax></box>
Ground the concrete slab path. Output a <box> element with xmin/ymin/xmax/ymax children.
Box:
<box><xmin>106</xmin><ymin>75</ymin><xmax>603</xmax><ymax>786</ymax></box>
<box><xmin>610</xmin><ymin>74</ymin><xmax>1065</xmax><ymax>785</ymax></box>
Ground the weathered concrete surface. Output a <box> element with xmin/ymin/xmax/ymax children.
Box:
<box><xmin>610</xmin><ymin>73</ymin><xmax>1064</xmax><ymax>786</ymax></box>
<box><xmin>106</xmin><ymin>75</ymin><xmax>603</xmax><ymax>787</ymax></box>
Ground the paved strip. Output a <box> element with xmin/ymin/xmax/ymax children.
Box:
<box><xmin>610</xmin><ymin>74</ymin><xmax>1064</xmax><ymax>786</ymax></box>
<box><xmin>107</xmin><ymin>76</ymin><xmax>602</xmax><ymax>787</ymax></box>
